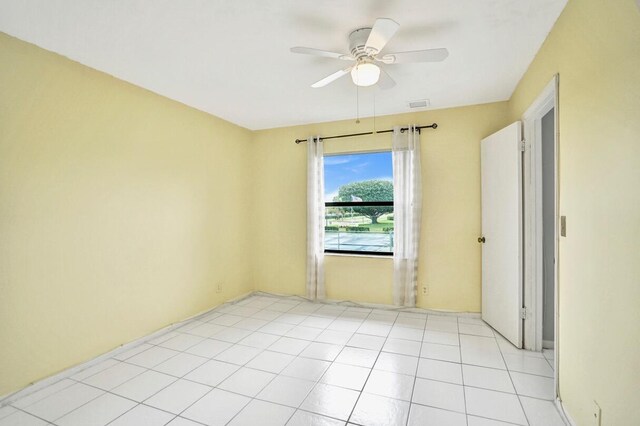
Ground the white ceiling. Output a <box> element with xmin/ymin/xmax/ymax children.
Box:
<box><xmin>0</xmin><ymin>0</ymin><xmax>567</xmax><ymax>130</ymax></box>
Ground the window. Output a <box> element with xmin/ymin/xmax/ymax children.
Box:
<box><xmin>324</xmin><ymin>151</ymin><xmax>393</xmax><ymax>255</ymax></box>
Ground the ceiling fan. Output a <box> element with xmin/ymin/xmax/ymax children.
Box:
<box><xmin>291</xmin><ymin>18</ymin><xmax>449</xmax><ymax>89</ymax></box>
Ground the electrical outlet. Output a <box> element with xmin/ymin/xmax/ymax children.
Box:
<box><xmin>422</xmin><ymin>285</ymin><xmax>428</xmax><ymax>295</ymax></box>
<box><xmin>216</xmin><ymin>283</ymin><xmax>222</xmax><ymax>294</ymax></box>
<box><xmin>593</xmin><ymin>401</ymin><xmax>601</xmax><ymax>426</ymax></box>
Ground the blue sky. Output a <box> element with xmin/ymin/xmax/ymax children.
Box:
<box><xmin>324</xmin><ymin>152</ymin><xmax>393</xmax><ymax>201</ymax></box>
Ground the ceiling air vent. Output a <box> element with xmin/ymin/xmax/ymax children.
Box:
<box><xmin>408</xmin><ymin>99</ymin><xmax>430</xmax><ymax>109</ymax></box>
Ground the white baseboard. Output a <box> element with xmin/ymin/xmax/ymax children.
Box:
<box><xmin>253</xmin><ymin>290</ymin><xmax>482</xmax><ymax>318</ymax></box>
<box><xmin>555</xmin><ymin>397</ymin><xmax>576</xmax><ymax>426</ymax></box>
<box><xmin>0</xmin><ymin>290</ymin><xmax>254</xmax><ymax>406</ymax></box>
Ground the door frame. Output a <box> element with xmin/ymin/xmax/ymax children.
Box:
<box><xmin>521</xmin><ymin>74</ymin><xmax>559</xmax><ymax>391</ymax></box>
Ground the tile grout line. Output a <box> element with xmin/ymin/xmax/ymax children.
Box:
<box><xmin>170</xmin><ymin>300</ymin><xmax>302</xmax><ymax>426</ymax></box>
<box><xmin>98</xmin><ymin>339</ymin><xmax>226</xmax><ymax>426</ymax></box>
<box><xmin>344</xmin><ymin>307</ymin><xmax>401</xmax><ymax>425</ymax></box>
<box><xmin>466</xmin><ymin>412</ymin><xmax>526</xmax><ymax>426</ymax></box>
<box><xmin>403</xmin><ymin>311</ymin><xmax>429</xmax><ymax>426</ymax></box>
<box><xmin>65</xmin><ymin>298</ymin><xmax>287</xmax><ymax>426</ymax></box>
<box><xmin>298</xmin><ymin>304</ymin><xmax>366</xmax><ymax>423</ymax></box>
<box><xmin>286</xmin><ymin>305</ymin><xmax>362</xmax><ymax>424</ymax></box>
<box><xmin>458</xmin><ymin>317</ymin><xmax>470</xmax><ymax>426</ymax></box>
<box><xmin>14</xmin><ymin>301</ymin><xmax>271</xmax><ymax>425</ymax></box>
<box><xmin>9</xmin><ymin>406</ymin><xmax>61</xmax><ymax>425</ymax></box>
<box><xmin>496</xmin><ymin>334</ymin><xmax>532</xmax><ymax>426</ymax></box>
<box><xmin>262</xmin><ymin>303</ymin><xmax>361</xmax><ymax>424</ymax></box>
<box><xmin>102</xmin><ymin>402</ymin><xmax>179</xmax><ymax>426</ymax></box>
<box><xmin>65</xmin><ymin>377</ymin><xmax>185</xmax><ymax>425</ymax></box>
<box><xmin>24</xmin><ymin>380</ymin><xmax>109</xmax><ymax>425</ymax></box>
<box><xmin>176</xmin><ymin>302</ymin><xmax>352</xmax><ymax>425</ymax></box>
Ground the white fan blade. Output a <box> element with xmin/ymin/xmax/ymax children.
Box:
<box><xmin>377</xmin><ymin>67</ymin><xmax>396</xmax><ymax>90</ymax></box>
<box><xmin>311</xmin><ymin>67</ymin><xmax>353</xmax><ymax>88</ymax></box>
<box><xmin>381</xmin><ymin>48</ymin><xmax>449</xmax><ymax>64</ymax></box>
<box><xmin>365</xmin><ymin>18</ymin><xmax>400</xmax><ymax>53</ymax></box>
<box><xmin>291</xmin><ymin>47</ymin><xmax>353</xmax><ymax>60</ymax></box>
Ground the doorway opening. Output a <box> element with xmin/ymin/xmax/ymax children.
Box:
<box><xmin>521</xmin><ymin>76</ymin><xmax>559</xmax><ymax>406</ymax></box>
<box><xmin>540</xmin><ymin>107</ymin><xmax>555</xmax><ymax>349</ymax></box>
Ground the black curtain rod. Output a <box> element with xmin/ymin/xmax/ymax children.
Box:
<box><xmin>294</xmin><ymin>123</ymin><xmax>438</xmax><ymax>144</ymax></box>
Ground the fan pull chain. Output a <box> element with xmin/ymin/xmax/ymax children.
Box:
<box><xmin>373</xmin><ymin>93</ymin><xmax>376</xmax><ymax>133</ymax></box>
<box><xmin>355</xmin><ymin>84</ymin><xmax>360</xmax><ymax>124</ymax></box>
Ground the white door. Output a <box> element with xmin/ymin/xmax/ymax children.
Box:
<box><xmin>481</xmin><ymin>122</ymin><xmax>523</xmax><ymax>348</ymax></box>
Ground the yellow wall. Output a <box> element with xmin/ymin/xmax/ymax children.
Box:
<box><xmin>506</xmin><ymin>0</ymin><xmax>640</xmax><ymax>424</ymax></box>
<box><xmin>4</xmin><ymin>3</ymin><xmax>639</xmax><ymax>423</ymax></box>
<box><xmin>0</xmin><ymin>33</ymin><xmax>254</xmax><ymax>396</ymax></box>
<box><xmin>251</xmin><ymin>102</ymin><xmax>509</xmax><ymax>311</ymax></box>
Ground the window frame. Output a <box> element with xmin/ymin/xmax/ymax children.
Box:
<box><xmin>323</xmin><ymin>152</ymin><xmax>394</xmax><ymax>257</ymax></box>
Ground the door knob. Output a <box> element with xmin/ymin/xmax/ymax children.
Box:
<box><xmin>478</xmin><ymin>236</ymin><xmax>486</xmax><ymax>243</ymax></box>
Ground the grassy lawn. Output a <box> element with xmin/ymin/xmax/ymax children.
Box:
<box><xmin>326</xmin><ymin>213</ymin><xmax>394</xmax><ymax>231</ymax></box>
<box><xmin>377</xmin><ymin>213</ymin><xmax>394</xmax><ymax>224</ymax></box>
<box><xmin>361</xmin><ymin>222</ymin><xmax>393</xmax><ymax>231</ymax></box>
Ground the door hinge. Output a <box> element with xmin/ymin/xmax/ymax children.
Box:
<box><xmin>520</xmin><ymin>307</ymin><xmax>527</xmax><ymax>320</ymax></box>
<box><xmin>520</xmin><ymin>140</ymin><xmax>527</xmax><ymax>152</ymax></box>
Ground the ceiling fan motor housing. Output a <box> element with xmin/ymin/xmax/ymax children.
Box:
<box><xmin>349</xmin><ymin>27</ymin><xmax>374</xmax><ymax>60</ymax></box>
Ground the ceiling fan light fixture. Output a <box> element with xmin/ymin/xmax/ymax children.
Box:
<box><xmin>294</xmin><ymin>18</ymin><xmax>448</xmax><ymax>89</ymax></box>
<box><xmin>350</xmin><ymin>62</ymin><xmax>380</xmax><ymax>87</ymax></box>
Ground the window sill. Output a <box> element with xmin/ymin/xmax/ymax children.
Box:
<box><xmin>324</xmin><ymin>252</ymin><xmax>394</xmax><ymax>259</ymax></box>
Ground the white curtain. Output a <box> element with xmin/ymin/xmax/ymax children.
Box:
<box><xmin>392</xmin><ymin>125</ymin><xmax>422</xmax><ymax>307</ymax></box>
<box><xmin>306</xmin><ymin>136</ymin><xmax>325</xmax><ymax>300</ymax></box>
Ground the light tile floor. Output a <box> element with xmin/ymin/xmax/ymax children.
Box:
<box><xmin>0</xmin><ymin>294</ymin><xmax>566</xmax><ymax>426</ymax></box>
